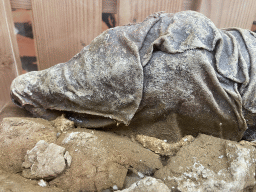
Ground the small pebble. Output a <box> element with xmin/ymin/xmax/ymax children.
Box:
<box><xmin>218</xmin><ymin>155</ymin><xmax>224</xmax><ymax>159</ymax></box>
<box><xmin>138</xmin><ymin>172</ymin><xmax>144</xmax><ymax>178</ymax></box>
<box><xmin>113</xmin><ymin>185</ymin><xmax>118</xmax><ymax>190</ymax></box>
<box><xmin>38</xmin><ymin>179</ymin><xmax>47</xmax><ymax>187</ymax></box>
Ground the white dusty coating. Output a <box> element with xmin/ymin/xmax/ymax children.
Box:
<box><xmin>116</xmin><ymin>177</ymin><xmax>170</xmax><ymax>192</ymax></box>
<box><xmin>155</xmin><ymin>134</ymin><xmax>256</xmax><ymax>192</ymax></box>
<box><xmin>10</xmin><ymin>11</ymin><xmax>256</xmax><ymax>141</ymax></box>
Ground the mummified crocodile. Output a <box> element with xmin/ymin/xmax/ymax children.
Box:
<box><xmin>10</xmin><ymin>11</ymin><xmax>256</xmax><ymax>142</ymax></box>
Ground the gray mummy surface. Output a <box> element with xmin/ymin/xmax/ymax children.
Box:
<box><xmin>10</xmin><ymin>11</ymin><xmax>256</xmax><ymax>141</ymax></box>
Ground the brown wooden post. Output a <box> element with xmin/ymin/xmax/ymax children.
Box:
<box><xmin>31</xmin><ymin>0</ymin><xmax>102</xmax><ymax>70</ymax></box>
<box><xmin>118</xmin><ymin>0</ymin><xmax>184</xmax><ymax>26</ymax></box>
<box><xmin>0</xmin><ymin>0</ymin><xmax>22</xmax><ymax>112</ymax></box>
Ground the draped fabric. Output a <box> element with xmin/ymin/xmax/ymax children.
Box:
<box><xmin>10</xmin><ymin>11</ymin><xmax>256</xmax><ymax>141</ymax></box>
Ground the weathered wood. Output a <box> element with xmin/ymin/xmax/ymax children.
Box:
<box><xmin>118</xmin><ymin>0</ymin><xmax>184</xmax><ymax>26</ymax></box>
<box><xmin>183</xmin><ymin>0</ymin><xmax>194</xmax><ymax>10</ymax></box>
<box><xmin>0</xmin><ymin>0</ymin><xmax>22</xmax><ymax>112</ymax></box>
<box><xmin>102</xmin><ymin>0</ymin><xmax>117</xmax><ymax>13</ymax></box>
<box><xmin>183</xmin><ymin>0</ymin><xmax>202</xmax><ymax>11</ymax></box>
<box><xmin>10</xmin><ymin>0</ymin><xmax>31</xmax><ymax>10</ymax></box>
<box><xmin>31</xmin><ymin>0</ymin><xmax>102</xmax><ymax>70</ymax></box>
<box><xmin>199</xmin><ymin>0</ymin><xmax>256</xmax><ymax>29</ymax></box>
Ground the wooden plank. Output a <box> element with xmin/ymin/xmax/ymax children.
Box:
<box><xmin>199</xmin><ymin>0</ymin><xmax>256</xmax><ymax>29</ymax></box>
<box><xmin>102</xmin><ymin>0</ymin><xmax>117</xmax><ymax>13</ymax></box>
<box><xmin>118</xmin><ymin>0</ymin><xmax>184</xmax><ymax>26</ymax></box>
<box><xmin>31</xmin><ymin>0</ymin><xmax>102</xmax><ymax>70</ymax></box>
<box><xmin>183</xmin><ymin>0</ymin><xmax>202</xmax><ymax>11</ymax></box>
<box><xmin>0</xmin><ymin>0</ymin><xmax>22</xmax><ymax>112</ymax></box>
<box><xmin>183</xmin><ymin>0</ymin><xmax>194</xmax><ymax>10</ymax></box>
<box><xmin>10</xmin><ymin>0</ymin><xmax>31</xmax><ymax>10</ymax></box>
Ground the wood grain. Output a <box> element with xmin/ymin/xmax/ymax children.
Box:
<box><xmin>102</xmin><ymin>0</ymin><xmax>117</xmax><ymax>13</ymax></box>
<box><xmin>118</xmin><ymin>0</ymin><xmax>184</xmax><ymax>26</ymax></box>
<box><xmin>183</xmin><ymin>0</ymin><xmax>194</xmax><ymax>10</ymax></box>
<box><xmin>199</xmin><ymin>0</ymin><xmax>256</xmax><ymax>29</ymax></box>
<box><xmin>10</xmin><ymin>0</ymin><xmax>31</xmax><ymax>10</ymax></box>
<box><xmin>0</xmin><ymin>0</ymin><xmax>22</xmax><ymax>112</ymax></box>
<box><xmin>183</xmin><ymin>0</ymin><xmax>202</xmax><ymax>11</ymax></box>
<box><xmin>31</xmin><ymin>0</ymin><xmax>102</xmax><ymax>70</ymax></box>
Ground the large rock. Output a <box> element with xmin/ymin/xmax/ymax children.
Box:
<box><xmin>154</xmin><ymin>134</ymin><xmax>256</xmax><ymax>191</ymax></box>
<box><xmin>0</xmin><ymin>117</ymin><xmax>57</xmax><ymax>173</ymax></box>
<box><xmin>50</xmin><ymin>128</ymin><xmax>163</xmax><ymax>191</ymax></box>
<box><xmin>117</xmin><ymin>177</ymin><xmax>170</xmax><ymax>192</ymax></box>
<box><xmin>22</xmin><ymin>140</ymin><xmax>71</xmax><ymax>180</ymax></box>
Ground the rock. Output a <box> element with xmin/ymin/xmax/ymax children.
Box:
<box><xmin>64</xmin><ymin>151</ymin><xmax>72</xmax><ymax>167</ymax></box>
<box><xmin>38</xmin><ymin>179</ymin><xmax>48</xmax><ymax>187</ymax></box>
<box><xmin>117</xmin><ymin>177</ymin><xmax>170</xmax><ymax>192</ymax></box>
<box><xmin>22</xmin><ymin>140</ymin><xmax>71</xmax><ymax>179</ymax></box>
<box><xmin>51</xmin><ymin>114</ymin><xmax>74</xmax><ymax>133</ymax></box>
<box><xmin>239</xmin><ymin>140</ymin><xmax>256</xmax><ymax>147</ymax></box>
<box><xmin>0</xmin><ymin>169</ymin><xmax>63</xmax><ymax>192</ymax></box>
<box><xmin>154</xmin><ymin>134</ymin><xmax>256</xmax><ymax>192</ymax></box>
<box><xmin>136</xmin><ymin>135</ymin><xmax>194</xmax><ymax>155</ymax></box>
<box><xmin>50</xmin><ymin>128</ymin><xmax>163</xmax><ymax>192</ymax></box>
<box><xmin>0</xmin><ymin>117</ymin><xmax>57</xmax><ymax>173</ymax></box>
<box><xmin>123</xmin><ymin>171</ymin><xmax>142</xmax><ymax>189</ymax></box>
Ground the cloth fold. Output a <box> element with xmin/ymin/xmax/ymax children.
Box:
<box><xmin>10</xmin><ymin>11</ymin><xmax>256</xmax><ymax>141</ymax></box>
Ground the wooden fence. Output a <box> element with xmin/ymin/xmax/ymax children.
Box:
<box><xmin>1</xmin><ymin>0</ymin><xmax>256</xmax><ymax>111</ymax></box>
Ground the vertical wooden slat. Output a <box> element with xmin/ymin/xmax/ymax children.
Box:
<box><xmin>118</xmin><ymin>0</ymin><xmax>184</xmax><ymax>26</ymax></box>
<box><xmin>0</xmin><ymin>0</ymin><xmax>22</xmax><ymax>112</ymax></box>
<box><xmin>183</xmin><ymin>0</ymin><xmax>192</xmax><ymax>10</ymax></box>
<box><xmin>31</xmin><ymin>0</ymin><xmax>102</xmax><ymax>70</ymax></box>
<box><xmin>199</xmin><ymin>0</ymin><xmax>256</xmax><ymax>29</ymax></box>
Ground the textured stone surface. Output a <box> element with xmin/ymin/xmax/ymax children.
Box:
<box><xmin>51</xmin><ymin>114</ymin><xmax>74</xmax><ymax>133</ymax></box>
<box><xmin>154</xmin><ymin>134</ymin><xmax>256</xmax><ymax>192</ymax></box>
<box><xmin>50</xmin><ymin>128</ymin><xmax>163</xmax><ymax>192</ymax></box>
<box><xmin>117</xmin><ymin>177</ymin><xmax>170</xmax><ymax>192</ymax></box>
<box><xmin>22</xmin><ymin>140</ymin><xmax>71</xmax><ymax>179</ymax></box>
<box><xmin>0</xmin><ymin>117</ymin><xmax>57</xmax><ymax>173</ymax></box>
<box><xmin>123</xmin><ymin>172</ymin><xmax>142</xmax><ymax>189</ymax></box>
<box><xmin>0</xmin><ymin>169</ymin><xmax>63</xmax><ymax>192</ymax></box>
<box><xmin>136</xmin><ymin>135</ymin><xmax>194</xmax><ymax>155</ymax></box>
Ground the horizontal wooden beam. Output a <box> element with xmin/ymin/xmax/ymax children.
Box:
<box><xmin>10</xmin><ymin>0</ymin><xmax>119</xmax><ymax>12</ymax></box>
